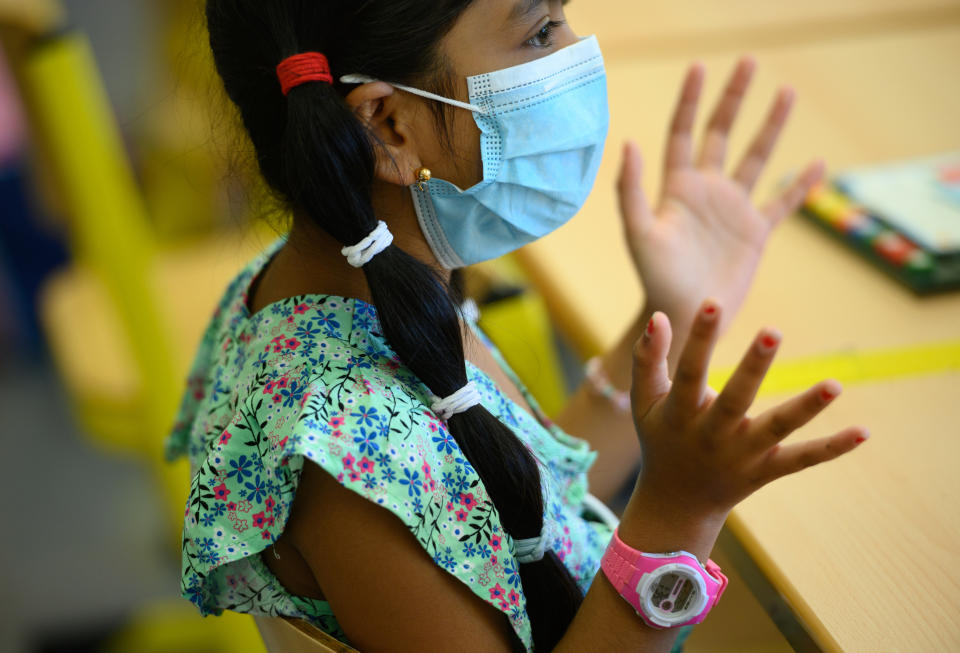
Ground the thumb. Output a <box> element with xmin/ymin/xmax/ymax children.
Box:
<box><xmin>631</xmin><ymin>311</ymin><xmax>674</xmax><ymax>419</ymax></box>
<box><xmin>618</xmin><ymin>140</ymin><xmax>654</xmax><ymax>245</ymax></box>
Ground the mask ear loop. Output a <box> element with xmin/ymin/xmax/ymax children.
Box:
<box><xmin>340</xmin><ymin>74</ymin><xmax>487</xmax><ymax>114</ymax></box>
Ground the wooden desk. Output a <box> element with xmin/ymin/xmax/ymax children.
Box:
<box><xmin>522</xmin><ymin>18</ymin><xmax>960</xmax><ymax>653</ymax></box>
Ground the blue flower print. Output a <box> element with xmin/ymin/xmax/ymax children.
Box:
<box><xmin>244</xmin><ymin>474</ymin><xmax>267</xmax><ymax>504</ymax></box>
<box><xmin>399</xmin><ymin>468</ymin><xmax>421</xmax><ymax>497</ymax></box>
<box><xmin>432</xmin><ymin>431</ymin><xmax>456</xmax><ymax>455</ymax></box>
<box><xmin>316</xmin><ymin>312</ymin><xmax>341</xmax><ymax>330</ymax></box>
<box><xmin>226</xmin><ymin>455</ymin><xmax>253</xmax><ymax>481</ymax></box>
<box><xmin>200</xmin><ymin>513</ymin><xmax>215</xmax><ymax>527</ymax></box>
<box><xmin>353</xmin><ymin>427</ymin><xmax>380</xmax><ymax>456</ymax></box>
<box><xmin>351</xmin><ymin>405</ymin><xmax>379</xmax><ymax>427</ymax></box>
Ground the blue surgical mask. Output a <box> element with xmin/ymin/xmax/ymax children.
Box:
<box><xmin>342</xmin><ymin>35</ymin><xmax>609</xmax><ymax>269</ymax></box>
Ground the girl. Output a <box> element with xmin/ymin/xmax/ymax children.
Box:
<box><xmin>167</xmin><ymin>1</ymin><xmax>868</xmax><ymax>651</ymax></box>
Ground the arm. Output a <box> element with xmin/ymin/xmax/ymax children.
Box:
<box><xmin>279</xmin><ymin>302</ymin><xmax>867</xmax><ymax>652</ymax></box>
<box><xmin>555</xmin><ymin>59</ymin><xmax>823</xmax><ymax>503</ymax></box>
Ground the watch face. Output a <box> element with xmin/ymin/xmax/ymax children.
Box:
<box><xmin>650</xmin><ymin>571</ymin><xmax>699</xmax><ymax>616</ymax></box>
<box><xmin>637</xmin><ymin>564</ymin><xmax>708</xmax><ymax>627</ymax></box>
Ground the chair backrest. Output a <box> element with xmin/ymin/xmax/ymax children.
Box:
<box><xmin>254</xmin><ymin>616</ymin><xmax>360</xmax><ymax>653</ymax></box>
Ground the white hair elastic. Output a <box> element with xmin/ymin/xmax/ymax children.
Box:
<box><xmin>340</xmin><ymin>73</ymin><xmax>487</xmax><ymax>114</ymax></box>
<box><xmin>514</xmin><ymin>520</ymin><xmax>558</xmax><ymax>564</ymax></box>
<box><xmin>341</xmin><ymin>220</ymin><xmax>394</xmax><ymax>268</ymax></box>
<box><xmin>431</xmin><ymin>381</ymin><xmax>482</xmax><ymax>421</ymax></box>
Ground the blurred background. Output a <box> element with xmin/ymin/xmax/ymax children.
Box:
<box><xmin>0</xmin><ymin>0</ymin><xmax>957</xmax><ymax>652</ymax></box>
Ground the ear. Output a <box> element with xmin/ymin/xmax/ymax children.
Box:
<box><xmin>344</xmin><ymin>81</ymin><xmax>422</xmax><ymax>188</ymax></box>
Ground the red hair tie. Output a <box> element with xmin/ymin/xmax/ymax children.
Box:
<box><xmin>276</xmin><ymin>52</ymin><xmax>334</xmax><ymax>95</ymax></box>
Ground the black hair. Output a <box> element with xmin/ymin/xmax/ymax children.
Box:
<box><xmin>205</xmin><ymin>2</ymin><xmax>583</xmax><ymax>649</ymax></box>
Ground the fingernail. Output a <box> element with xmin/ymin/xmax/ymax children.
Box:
<box><xmin>646</xmin><ymin>317</ymin><xmax>655</xmax><ymax>336</ymax></box>
<box><xmin>855</xmin><ymin>431</ymin><xmax>870</xmax><ymax>445</ymax></box>
<box><xmin>820</xmin><ymin>388</ymin><xmax>836</xmax><ymax>402</ymax></box>
<box><xmin>703</xmin><ymin>301</ymin><xmax>717</xmax><ymax>317</ymax></box>
<box><xmin>759</xmin><ymin>330</ymin><xmax>781</xmax><ymax>351</ymax></box>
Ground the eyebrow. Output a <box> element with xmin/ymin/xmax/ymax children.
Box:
<box><xmin>507</xmin><ymin>0</ymin><xmax>548</xmax><ymax>23</ymax></box>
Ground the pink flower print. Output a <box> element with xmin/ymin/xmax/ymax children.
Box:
<box><xmin>358</xmin><ymin>457</ymin><xmax>375</xmax><ymax>474</ymax></box>
<box><xmin>362</xmin><ymin>380</ymin><xmax>373</xmax><ymax>396</ymax></box>
<box><xmin>342</xmin><ymin>453</ymin><xmax>356</xmax><ymax>469</ymax></box>
<box><xmin>213</xmin><ymin>483</ymin><xmax>231</xmax><ymax>501</ymax></box>
<box><xmin>278</xmin><ymin>436</ymin><xmax>288</xmax><ymax>450</ymax></box>
<box><xmin>272</xmin><ymin>394</ymin><xmax>282</xmax><ymax>404</ymax></box>
<box><xmin>330</xmin><ymin>415</ymin><xmax>345</xmax><ymax>428</ymax></box>
<box><xmin>460</xmin><ymin>493</ymin><xmax>477</xmax><ymax>511</ymax></box>
<box><xmin>498</xmin><ymin>599</ymin><xmax>510</xmax><ymax>611</ymax></box>
<box><xmin>421</xmin><ymin>461</ymin><xmax>432</xmax><ymax>477</ymax></box>
<box><xmin>489</xmin><ymin>583</ymin><xmax>506</xmax><ymax>602</ymax></box>
<box><xmin>286</xmin><ymin>315</ymin><xmax>295</xmax><ymax>324</ymax></box>
<box><xmin>276</xmin><ymin>376</ymin><xmax>289</xmax><ymax>389</ymax></box>
<box><xmin>219</xmin><ymin>431</ymin><xmax>232</xmax><ymax>445</ymax></box>
<box><xmin>285</xmin><ymin>338</ymin><xmax>301</xmax><ymax>350</ymax></box>
<box><xmin>491</xmin><ymin>555</ymin><xmax>498</xmax><ymax>566</ymax></box>
<box><xmin>226</xmin><ymin>502</ymin><xmax>237</xmax><ymax>511</ymax></box>
<box><xmin>226</xmin><ymin>575</ymin><xmax>238</xmax><ymax>589</ymax></box>
<box><xmin>261</xmin><ymin>530</ymin><xmax>272</xmax><ymax>540</ymax></box>
<box><xmin>454</xmin><ymin>509</ymin><xmax>468</xmax><ymax>521</ymax></box>
<box><xmin>508</xmin><ymin>589</ymin><xmax>520</xmax><ymax>605</ymax></box>
<box><xmin>490</xmin><ymin>534</ymin><xmax>502</xmax><ymax>551</ymax></box>
<box><xmin>446</xmin><ymin>502</ymin><xmax>455</xmax><ymax>512</ymax></box>
<box><xmin>237</xmin><ymin>500</ymin><xmax>252</xmax><ymax>513</ymax></box>
<box><xmin>238</xmin><ymin>332</ymin><xmax>252</xmax><ymax>344</ymax></box>
<box><xmin>263</xmin><ymin>380</ymin><xmax>277</xmax><ymax>395</ymax></box>
<box><xmin>266</xmin><ymin>514</ymin><xmax>275</xmax><ymax>527</ymax></box>
<box><xmin>348</xmin><ymin>470</ymin><xmax>361</xmax><ymax>483</ymax></box>
<box><xmin>234</xmin><ymin>519</ymin><xmax>249</xmax><ymax>534</ymax></box>
<box><xmin>294</xmin><ymin>303</ymin><xmax>310</xmax><ymax>314</ymax></box>
<box><xmin>252</xmin><ymin>512</ymin><xmax>267</xmax><ymax>529</ymax></box>
<box><xmin>264</xmin><ymin>496</ymin><xmax>276</xmax><ymax>513</ymax></box>
<box><xmin>270</xmin><ymin>336</ymin><xmax>285</xmax><ymax>353</ymax></box>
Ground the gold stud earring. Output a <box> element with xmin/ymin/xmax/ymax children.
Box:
<box><xmin>415</xmin><ymin>166</ymin><xmax>431</xmax><ymax>191</ymax></box>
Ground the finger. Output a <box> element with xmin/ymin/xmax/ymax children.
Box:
<box><xmin>664</xmin><ymin>299</ymin><xmax>722</xmax><ymax>420</ymax></box>
<box><xmin>750</xmin><ymin>379</ymin><xmax>843</xmax><ymax>446</ymax></box>
<box><xmin>733</xmin><ymin>86</ymin><xmax>795</xmax><ymax>192</ymax></box>
<box><xmin>697</xmin><ymin>57</ymin><xmax>756</xmax><ymax>170</ymax></box>
<box><xmin>762</xmin><ymin>159</ymin><xmax>825</xmax><ymax>225</ymax></box>
<box><xmin>763</xmin><ymin>425</ymin><xmax>869</xmax><ymax>483</ymax></box>
<box><xmin>664</xmin><ymin>63</ymin><xmax>705</xmax><ymax>176</ymax></box>
<box><xmin>630</xmin><ymin>311</ymin><xmax>674</xmax><ymax>419</ymax></box>
<box><xmin>618</xmin><ymin>141</ymin><xmax>654</xmax><ymax>245</ymax></box>
<box><xmin>706</xmin><ymin>327</ymin><xmax>782</xmax><ymax>431</ymax></box>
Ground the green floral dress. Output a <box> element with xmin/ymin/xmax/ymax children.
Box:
<box><xmin>165</xmin><ymin>238</ymin><xmax>687</xmax><ymax>650</ymax></box>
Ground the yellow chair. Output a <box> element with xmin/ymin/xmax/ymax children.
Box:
<box><xmin>255</xmin><ymin>617</ymin><xmax>360</xmax><ymax>653</ymax></box>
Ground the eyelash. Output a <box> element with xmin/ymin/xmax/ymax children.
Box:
<box><xmin>526</xmin><ymin>20</ymin><xmax>565</xmax><ymax>49</ymax></box>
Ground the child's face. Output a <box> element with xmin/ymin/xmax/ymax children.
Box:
<box><xmin>417</xmin><ymin>0</ymin><xmax>579</xmax><ymax>191</ymax></box>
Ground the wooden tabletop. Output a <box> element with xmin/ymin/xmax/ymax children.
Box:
<box><xmin>524</xmin><ymin>7</ymin><xmax>960</xmax><ymax>651</ymax></box>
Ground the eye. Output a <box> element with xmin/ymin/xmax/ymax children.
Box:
<box><xmin>526</xmin><ymin>20</ymin><xmax>565</xmax><ymax>49</ymax></box>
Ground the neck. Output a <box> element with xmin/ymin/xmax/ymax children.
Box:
<box><xmin>251</xmin><ymin>180</ymin><xmax>450</xmax><ymax>311</ymax></box>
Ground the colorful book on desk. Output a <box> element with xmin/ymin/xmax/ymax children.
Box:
<box><xmin>800</xmin><ymin>152</ymin><xmax>960</xmax><ymax>294</ymax></box>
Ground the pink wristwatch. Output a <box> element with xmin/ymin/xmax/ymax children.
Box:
<box><xmin>600</xmin><ymin>527</ymin><xmax>728</xmax><ymax>630</ymax></box>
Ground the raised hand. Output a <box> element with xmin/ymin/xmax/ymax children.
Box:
<box><xmin>619</xmin><ymin>58</ymin><xmax>824</xmax><ymax>333</ymax></box>
<box><xmin>629</xmin><ymin>300</ymin><xmax>868</xmax><ymax>521</ymax></box>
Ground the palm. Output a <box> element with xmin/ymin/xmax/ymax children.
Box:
<box><xmin>619</xmin><ymin>59</ymin><xmax>823</xmax><ymax>331</ymax></box>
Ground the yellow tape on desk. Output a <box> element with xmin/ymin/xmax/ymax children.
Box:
<box><xmin>708</xmin><ymin>339</ymin><xmax>960</xmax><ymax>398</ymax></box>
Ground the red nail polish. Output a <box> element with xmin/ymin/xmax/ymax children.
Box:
<box><xmin>646</xmin><ymin>318</ymin><xmax>655</xmax><ymax>336</ymax></box>
<box><xmin>820</xmin><ymin>388</ymin><xmax>835</xmax><ymax>402</ymax></box>
<box><xmin>761</xmin><ymin>334</ymin><xmax>779</xmax><ymax>349</ymax></box>
<box><xmin>704</xmin><ymin>304</ymin><xmax>717</xmax><ymax>316</ymax></box>
<box><xmin>855</xmin><ymin>435</ymin><xmax>867</xmax><ymax>444</ymax></box>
